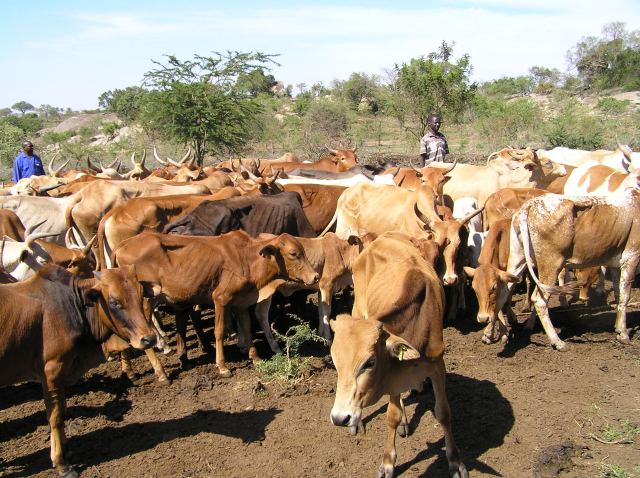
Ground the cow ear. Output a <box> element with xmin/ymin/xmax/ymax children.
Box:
<box><xmin>259</xmin><ymin>244</ymin><xmax>278</xmax><ymax>258</ymax></box>
<box><xmin>347</xmin><ymin>235</ymin><xmax>362</xmax><ymax>246</ymax></box>
<box><xmin>463</xmin><ymin>266</ymin><xmax>476</xmax><ymax>278</ymax></box>
<box><xmin>385</xmin><ymin>334</ymin><xmax>421</xmax><ymax>361</ymax></box>
<box><xmin>498</xmin><ymin>270</ymin><xmax>520</xmax><ymax>283</ymax></box>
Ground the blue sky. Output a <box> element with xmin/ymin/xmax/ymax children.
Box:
<box><xmin>2</xmin><ymin>1</ymin><xmax>639</xmax><ymax>110</ymax></box>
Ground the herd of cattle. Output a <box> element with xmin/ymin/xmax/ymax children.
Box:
<box><xmin>1</xmin><ymin>142</ymin><xmax>639</xmax><ymax>478</ymax></box>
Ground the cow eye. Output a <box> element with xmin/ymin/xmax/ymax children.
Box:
<box><xmin>359</xmin><ymin>357</ymin><xmax>376</xmax><ymax>374</ymax></box>
<box><xmin>109</xmin><ymin>298</ymin><xmax>122</xmax><ymax>309</ymax></box>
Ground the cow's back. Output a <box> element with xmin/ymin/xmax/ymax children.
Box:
<box><xmin>351</xmin><ymin>235</ymin><xmax>444</xmax><ymax>359</ymax></box>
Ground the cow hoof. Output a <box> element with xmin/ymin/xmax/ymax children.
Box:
<box><xmin>616</xmin><ymin>332</ymin><xmax>631</xmax><ymax>345</ymax></box>
<box><xmin>218</xmin><ymin>368</ymin><xmax>232</xmax><ymax>378</ymax></box>
<box><xmin>158</xmin><ymin>377</ymin><xmax>171</xmax><ymax>386</ymax></box>
<box><xmin>376</xmin><ymin>464</ymin><xmax>394</xmax><ymax>478</ymax></box>
<box><xmin>123</xmin><ymin>370</ymin><xmax>138</xmax><ymax>381</ymax></box>
<box><xmin>553</xmin><ymin>341</ymin><xmax>568</xmax><ymax>351</ymax></box>
<box><xmin>58</xmin><ymin>466</ymin><xmax>79</xmax><ymax>478</ymax></box>
<box><xmin>161</xmin><ymin>345</ymin><xmax>174</xmax><ymax>356</ymax></box>
<box><xmin>481</xmin><ymin>334</ymin><xmax>493</xmax><ymax>345</ymax></box>
<box><xmin>450</xmin><ymin>462</ymin><xmax>469</xmax><ymax>478</ymax></box>
<box><xmin>398</xmin><ymin>422</ymin><xmax>410</xmax><ymax>438</ymax></box>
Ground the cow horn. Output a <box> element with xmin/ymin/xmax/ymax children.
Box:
<box><xmin>414</xmin><ymin>203</ymin><xmax>433</xmax><ymax>230</ymax></box>
<box><xmin>47</xmin><ymin>152</ymin><xmax>60</xmax><ymax>176</ymax></box>
<box><xmin>442</xmin><ymin>157</ymin><xmax>458</xmax><ymax>174</ymax></box>
<box><xmin>26</xmin><ymin>231</ymin><xmax>59</xmax><ymax>249</ymax></box>
<box><xmin>391</xmin><ymin>166</ymin><xmax>401</xmax><ymax>178</ymax></box>
<box><xmin>140</xmin><ymin>149</ymin><xmax>147</xmax><ymax>167</ymax></box>
<box><xmin>105</xmin><ymin>156</ymin><xmax>119</xmax><ymax>169</ymax></box>
<box><xmin>167</xmin><ymin>155</ymin><xmax>181</xmax><ymax>167</ymax></box>
<box><xmin>409</xmin><ymin>156</ymin><xmax>422</xmax><ymax>174</ymax></box>
<box><xmin>38</xmin><ymin>182</ymin><xmax>64</xmax><ymax>194</ymax></box>
<box><xmin>87</xmin><ymin>156</ymin><xmax>101</xmax><ymax>173</ymax></box>
<box><xmin>325</xmin><ymin>145</ymin><xmax>338</xmax><ymax>155</ymax></box>
<box><xmin>81</xmin><ymin>235</ymin><xmax>97</xmax><ymax>255</ymax></box>
<box><xmin>130</xmin><ymin>151</ymin><xmax>137</xmax><ymax>167</ymax></box>
<box><xmin>459</xmin><ymin>207</ymin><xmax>484</xmax><ymax>226</ymax></box>
<box><xmin>153</xmin><ymin>145</ymin><xmax>168</xmax><ymax>165</ymax></box>
<box><xmin>178</xmin><ymin>147</ymin><xmax>191</xmax><ymax>164</ymax></box>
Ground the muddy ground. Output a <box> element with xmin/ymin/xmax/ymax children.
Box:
<box><xmin>1</xmin><ymin>288</ymin><xmax>639</xmax><ymax>478</ymax></box>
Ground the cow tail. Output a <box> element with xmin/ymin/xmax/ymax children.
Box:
<box><xmin>518</xmin><ymin>204</ymin><xmax>582</xmax><ymax>296</ymax></box>
<box><xmin>96</xmin><ymin>215</ymin><xmax>108</xmax><ymax>270</ymax></box>
<box><xmin>320</xmin><ymin>209</ymin><xmax>338</xmax><ymax>236</ymax></box>
<box><xmin>64</xmin><ymin>195</ymin><xmax>84</xmax><ymax>248</ymax></box>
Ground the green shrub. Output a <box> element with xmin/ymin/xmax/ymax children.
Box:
<box><xmin>597</xmin><ymin>97</ymin><xmax>630</xmax><ymax>116</ymax></box>
<box><xmin>0</xmin><ymin>122</ymin><xmax>24</xmax><ymax>171</ymax></box>
<box><xmin>101</xmin><ymin>121</ymin><xmax>118</xmax><ymax>139</ymax></box>
<box><xmin>255</xmin><ymin>315</ymin><xmax>327</xmax><ymax>383</ymax></box>
<box><xmin>42</xmin><ymin>130</ymin><xmax>76</xmax><ymax>144</ymax></box>
<box><xmin>543</xmin><ymin>98</ymin><xmax>604</xmax><ymax>149</ymax></box>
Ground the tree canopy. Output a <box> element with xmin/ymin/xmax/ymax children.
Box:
<box><xmin>141</xmin><ymin>51</ymin><xmax>278</xmax><ymax>164</ymax></box>
<box><xmin>11</xmin><ymin>101</ymin><xmax>35</xmax><ymax>114</ymax></box>
<box><xmin>390</xmin><ymin>41</ymin><xmax>476</xmax><ymax>138</ymax></box>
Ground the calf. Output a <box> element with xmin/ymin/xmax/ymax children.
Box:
<box><xmin>0</xmin><ymin>264</ymin><xmax>155</xmax><ymax>477</ymax></box>
<box><xmin>113</xmin><ymin>230</ymin><xmax>318</xmax><ymax>376</ymax></box>
<box><xmin>330</xmin><ymin>234</ymin><xmax>467</xmax><ymax>478</ymax></box>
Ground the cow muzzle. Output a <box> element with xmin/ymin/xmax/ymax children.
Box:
<box><xmin>330</xmin><ymin>411</ymin><xmax>365</xmax><ymax>435</ymax></box>
<box><xmin>476</xmin><ymin>312</ymin><xmax>491</xmax><ymax>324</ymax></box>
<box><xmin>132</xmin><ymin>334</ymin><xmax>157</xmax><ymax>350</ymax></box>
<box><xmin>443</xmin><ymin>274</ymin><xmax>458</xmax><ymax>286</ymax></box>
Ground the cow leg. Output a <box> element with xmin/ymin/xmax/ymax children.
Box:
<box><xmin>318</xmin><ymin>285</ymin><xmax>334</xmax><ymax>343</ymax></box>
<box><xmin>236</xmin><ymin>308</ymin><xmax>260</xmax><ymax>364</ymax></box>
<box><xmin>557</xmin><ymin>268</ymin><xmax>569</xmax><ymax>307</ymax></box>
<box><xmin>119</xmin><ymin>349</ymin><xmax>137</xmax><ymax>380</ymax></box>
<box><xmin>213</xmin><ymin>298</ymin><xmax>232</xmax><ymax>377</ymax></box>
<box><xmin>377</xmin><ymin>394</ymin><xmax>402</xmax><ymax>478</ymax></box>
<box><xmin>531</xmin><ymin>285</ymin><xmax>566</xmax><ymax>350</ymax></box>
<box><xmin>189</xmin><ymin>307</ymin><xmax>213</xmax><ymax>354</ymax></box>
<box><xmin>610</xmin><ymin>267</ymin><xmax>621</xmax><ymax>304</ymax></box>
<box><xmin>174</xmin><ymin>310</ymin><xmax>192</xmax><ymax>369</ymax></box>
<box><xmin>143</xmin><ymin>348</ymin><xmax>169</xmax><ymax>383</ymax></box>
<box><xmin>397</xmin><ymin>397</ymin><xmax>409</xmax><ymax>438</ymax></box>
<box><xmin>255</xmin><ymin>298</ymin><xmax>283</xmax><ymax>354</ymax></box>
<box><xmin>42</xmin><ymin>364</ymin><xmax>77</xmax><ymax>477</ymax></box>
<box><xmin>430</xmin><ymin>359</ymin><xmax>468</xmax><ymax>478</ymax></box>
<box><xmin>614</xmin><ymin>259</ymin><xmax>638</xmax><ymax>344</ymax></box>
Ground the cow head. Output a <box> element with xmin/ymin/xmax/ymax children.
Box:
<box><xmin>324</xmin><ymin>146</ymin><xmax>358</xmax><ymax>171</ymax></box>
<box><xmin>329</xmin><ymin>315</ymin><xmax>420</xmax><ymax>435</ymax></box>
<box><xmin>464</xmin><ymin>265</ymin><xmax>519</xmax><ymax>329</ymax></box>
<box><xmin>122</xmin><ymin>150</ymin><xmax>151</xmax><ymax>180</ymax></box>
<box><xmin>414</xmin><ymin>185</ymin><xmax>482</xmax><ymax>285</ymax></box>
<box><xmin>91</xmin><ymin>265</ymin><xmax>156</xmax><ymax>350</ymax></box>
<box><xmin>259</xmin><ymin>233</ymin><xmax>319</xmax><ymax>286</ymax></box>
<box><xmin>488</xmin><ymin>147</ymin><xmax>539</xmax><ymax>173</ymax></box>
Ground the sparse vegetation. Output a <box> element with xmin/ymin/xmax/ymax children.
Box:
<box><xmin>255</xmin><ymin>315</ymin><xmax>327</xmax><ymax>383</ymax></box>
<box><xmin>600</xmin><ymin>463</ymin><xmax>632</xmax><ymax>478</ymax></box>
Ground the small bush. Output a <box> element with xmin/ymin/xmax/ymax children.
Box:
<box><xmin>543</xmin><ymin>98</ymin><xmax>604</xmax><ymax>149</ymax></box>
<box><xmin>101</xmin><ymin>121</ymin><xmax>118</xmax><ymax>139</ymax></box>
<box><xmin>255</xmin><ymin>315</ymin><xmax>327</xmax><ymax>383</ymax></box>
<box><xmin>42</xmin><ymin>130</ymin><xmax>76</xmax><ymax>144</ymax></box>
<box><xmin>600</xmin><ymin>463</ymin><xmax>630</xmax><ymax>478</ymax></box>
<box><xmin>0</xmin><ymin>122</ymin><xmax>24</xmax><ymax>171</ymax></box>
<box><xmin>597</xmin><ymin>97</ymin><xmax>630</xmax><ymax>116</ymax></box>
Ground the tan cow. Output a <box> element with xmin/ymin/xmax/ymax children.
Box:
<box><xmin>537</xmin><ymin>144</ymin><xmax>640</xmax><ymax>172</ymax></box>
<box><xmin>282</xmin><ymin>183</ymin><xmax>345</xmax><ymax>234</ymax></box>
<box><xmin>483</xmin><ymin>187</ymin><xmax>546</xmax><ymax>231</ymax></box>
<box><xmin>112</xmin><ymin>230</ymin><xmax>318</xmax><ymax>376</ymax></box>
<box><xmin>330</xmin><ymin>234</ymin><xmax>467</xmax><ymax>478</ymax></box>
<box><xmin>0</xmin><ymin>209</ymin><xmax>26</xmax><ymax>240</ymax></box>
<box><xmin>496</xmin><ymin>190</ymin><xmax>640</xmax><ymax>349</ymax></box>
<box><xmin>429</xmin><ymin>147</ymin><xmax>566</xmax><ymax>207</ymax></box>
<box><xmin>323</xmin><ymin>182</ymin><xmax>482</xmax><ymax>286</ymax></box>
<box><xmin>260</xmin><ymin>147</ymin><xmax>358</xmax><ymax>175</ymax></box>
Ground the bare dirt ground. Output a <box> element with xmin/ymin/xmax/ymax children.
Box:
<box><xmin>1</xmin><ymin>288</ymin><xmax>639</xmax><ymax>478</ymax></box>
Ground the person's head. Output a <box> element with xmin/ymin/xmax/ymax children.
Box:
<box><xmin>428</xmin><ymin>114</ymin><xmax>442</xmax><ymax>134</ymax></box>
<box><xmin>22</xmin><ymin>141</ymin><xmax>34</xmax><ymax>155</ymax></box>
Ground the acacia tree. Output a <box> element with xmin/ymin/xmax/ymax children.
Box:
<box><xmin>390</xmin><ymin>41</ymin><xmax>476</xmax><ymax>138</ymax></box>
<box><xmin>11</xmin><ymin>101</ymin><xmax>34</xmax><ymax>115</ymax></box>
<box><xmin>142</xmin><ymin>51</ymin><xmax>278</xmax><ymax>165</ymax></box>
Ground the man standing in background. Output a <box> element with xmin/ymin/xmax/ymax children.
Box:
<box><xmin>12</xmin><ymin>141</ymin><xmax>45</xmax><ymax>182</ymax></box>
<box><xmin>419</xmin><ymin>114</ymin><xmax>449</xmax><ymax>166</ymax></box>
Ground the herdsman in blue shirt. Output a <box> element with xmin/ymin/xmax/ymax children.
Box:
<box><xmin>12</xmin><ymin>141</ymin><xmax>45</xmax><ymax>182</ymax></box>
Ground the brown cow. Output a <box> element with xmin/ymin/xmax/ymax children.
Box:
<box><xmin>112</xmin><ymin>230</ymin><xmax>318</xmax><ymax>376</ymax></box>
<box><xmin>384</xmin><ymin>159</ymin><xmax>457</xmax><ymax>197</ymax></box>
<box><xmin>0</xmin><ymin>264</ymin><xmax>155</xmax><ymax>477</ymax></box>
<box><xmin>260</xmin><ymin>147</ymin><xmax>358</xmax><ymax>175</ymax></box>
<box><xmin>253</xmin><ymin>232</ymin><xmax>366</xmax><ymax>344</ymax></box>
<box><xmin>329</xmin><ymin>234</ymin><xmax>467</xmax><ymax>478</ymax></box>
<box><xmin>483</xmin><ymin>187</ymin><xmax>546</xmax><ymax>231</ymax></box>
<box><xmin>0</xmin><ymin>209</ymin><xmax>26</xmax><ymax>240</ymax></box>
<box><xmin>282</xmin><ymin>183</ymin><xmax>345</xmax><ymax>234</ymax></box>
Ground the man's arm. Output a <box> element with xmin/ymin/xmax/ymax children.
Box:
<box><xmin>12</xmin><ymin>156</ymin><xmax>21</xmax><ymax>182</ymax></box>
